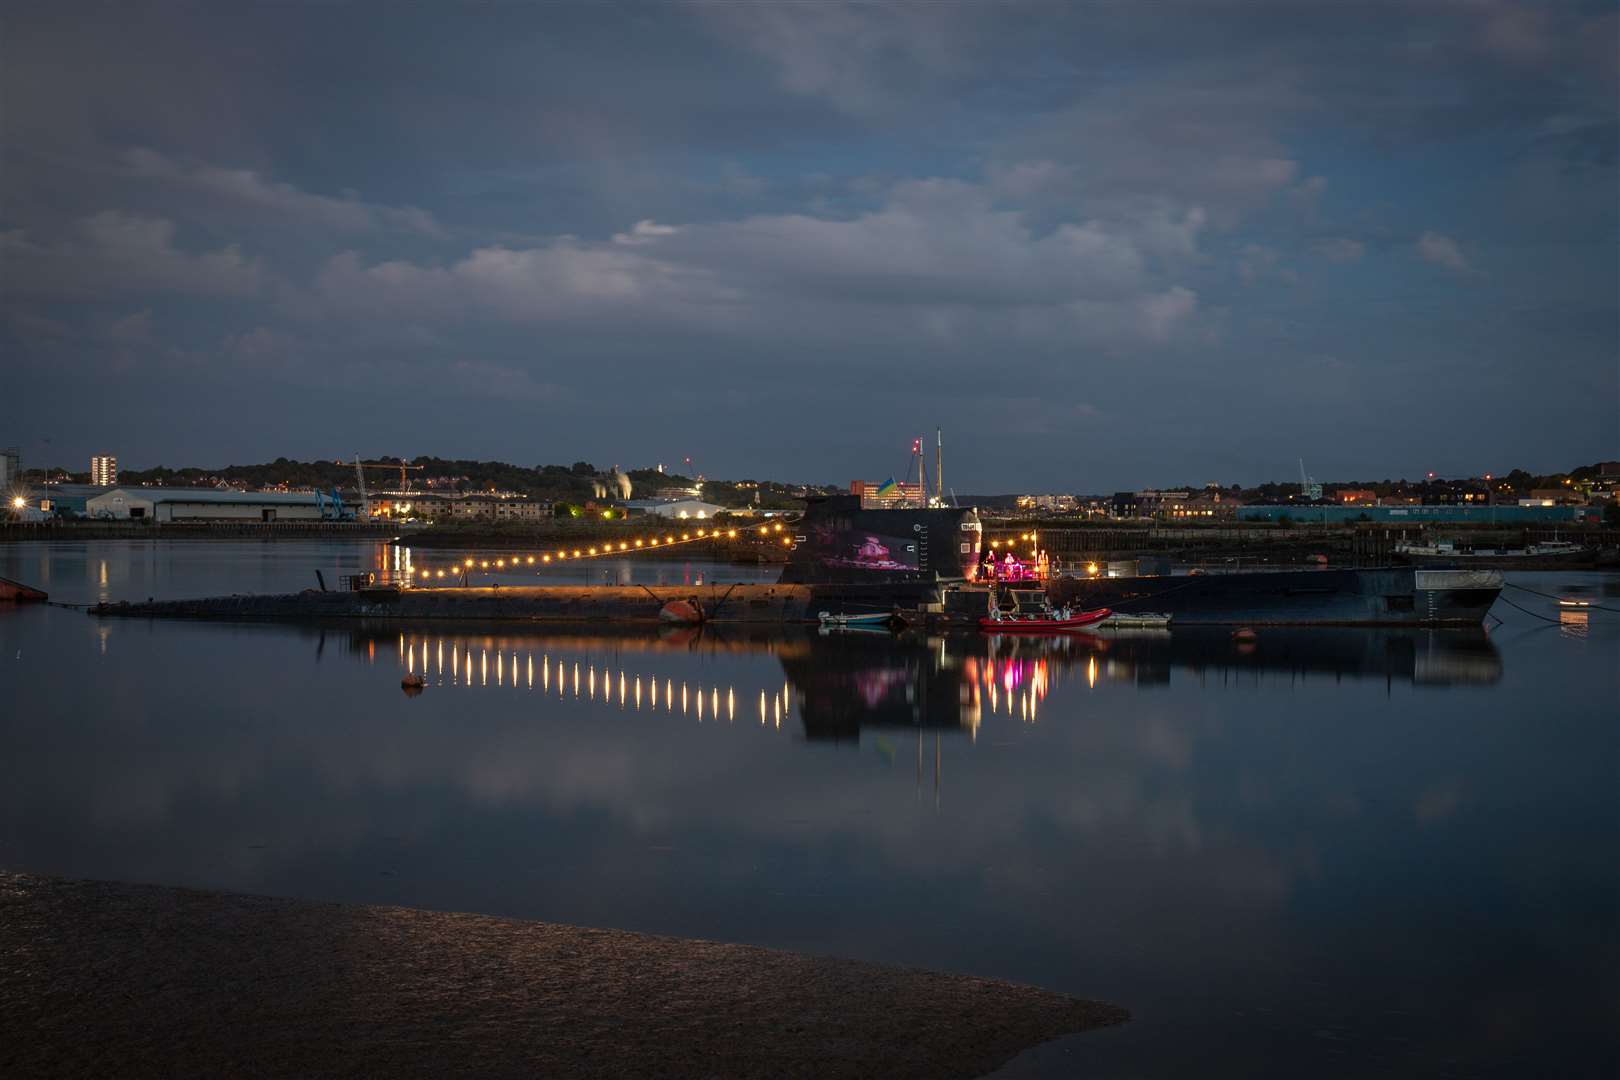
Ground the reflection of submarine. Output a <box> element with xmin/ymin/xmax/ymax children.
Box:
<box><xmin>780</xmin><ymin>631</ymin><xmax>978</xmax><ymax>742</ymax></box>
<box><xmin>975</xmin><ymin>628</ymin><xmax>1503</xmax><ymax>688</ymax></box>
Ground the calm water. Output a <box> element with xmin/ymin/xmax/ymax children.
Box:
<box><xmin>2</xmin><ymin>540</ymin><xmax>1615</xmax><ymax>1078</ymax></box>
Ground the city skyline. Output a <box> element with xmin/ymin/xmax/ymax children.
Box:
<box><xmin>5</xmin><ymin>2</ymin><xmax>1616</xmax><ymax>490</ymax></box>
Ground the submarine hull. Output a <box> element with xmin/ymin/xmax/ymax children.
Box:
<box><xmin>1050</xmin><ymin>567</ymin><xmax>1502</xmax><ymax>626</ymax></box>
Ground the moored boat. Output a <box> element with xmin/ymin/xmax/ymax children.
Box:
<box><xmin>819</xmin><ymin>611</ymin><xmax>895</xmax><ymax>629</ymax></box>
<box><xmin>980</xmin><ymin>607</ymin><xmax>1111</xmax><ymax>633</ymax></box>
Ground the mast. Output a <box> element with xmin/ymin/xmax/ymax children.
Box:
<box><xmin>917</xmin><ymin>435</ymin><xmax>928</xmax><ymax>508</ymax></box>
<box><xmin>935</xmin><ymin>428</ymin><xmax>942</xmax><ymax>505</ymax></box>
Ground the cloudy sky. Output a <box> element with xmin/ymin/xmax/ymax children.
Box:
<box><xmin>4</xmin><ymin>1</ymin><xmax>1615</xmax><ymax>490</ymax></box>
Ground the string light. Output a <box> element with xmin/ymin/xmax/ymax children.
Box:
<box><xmin>408</xmin><ymin>518</ymin><xmax>794</xmax><ymax>579</ymax></box>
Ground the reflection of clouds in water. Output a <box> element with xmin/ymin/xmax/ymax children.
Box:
<box><xmin>1415</xmin><ymin>780</ymin><xmax>1466</xmax><ymax>826</ymax></box>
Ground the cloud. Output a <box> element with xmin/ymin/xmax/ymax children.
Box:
<box><xmin>694</xmin><ymin>0</ymin><xmax>977</xmax><ymax>114</ymax></box>
<box><xmin>1</xmin><ymin>212</ymin><xmax>263</xmax><ymax>298</ymax></box>
<box><xmin>1317</xmin><ymin>238</ymin><xmax>1365</xmax><ymax>263</ymax></box>
<box><xmin>103</xmin><ymin>309</ymin><xmax>153</xmax><ymax>343</ymax></box>
<box><xmin>1416</xmin><ymin>231</ymin><xmax>1472</xmax><ymax>274</ymax></box>
<box><xmin>122</xmin><ymin>149</ymin><xmax>442</xmax><ymax>236</ymax></box>
<box><xmin>611</xmin><ymin>220</ymin><xmax>679</xmax><ymax>246</ymax></box>
<box><xmin>1238</xmin><ymin>244</ymin><xmax>1280</xmax><ymax>284</ymax></box>
<box><xmin>1137</xmin><ymin>286</ymin><xmax>1199</xmax><ymax>343</ymax></box>
<box><xmin>305</xmin><ymin>177</ymin><xmax>1206</xmax><ymax>351</ymax></box>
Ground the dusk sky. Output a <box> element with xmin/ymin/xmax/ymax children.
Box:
<box><xmin>4</xmin><ymin>1</ymin><xmax>1616</xmax><ymax>491</ymax></box>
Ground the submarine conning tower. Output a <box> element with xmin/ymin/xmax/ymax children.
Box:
<box><xmin>778</xmin><ymin>495</ymin><xmax>983</xmax><ymax>587</ymax></box>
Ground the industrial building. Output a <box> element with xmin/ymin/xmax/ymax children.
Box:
<box><xmin>85</xmin><ymin>487</ymin><xmax>326</xmax><ymax>522</ymax></box>
<box><xmin>90</xmin><ymin>455</ymin><xmax>118</xmax><ymax>486</ymax></box>
<box><xmin>624</xmin><ymin>497</ymin><xmax>727</xmax><ymax>520</ymax></box>
<box><xmin>0</xmin><ymin>446</ymin><xmax>19</xmax><ymax>491</ymax></box>
<box><xmin>1237</xmin><ymin>504</ymin><xmax>1594</xmax><ymax>525</ymax></box>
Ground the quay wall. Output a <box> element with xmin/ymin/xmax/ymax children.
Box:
<box><xmin>0</xmin><ymin>521</ymin><xmax>397</xmax><ymax>542</ymax></box>
<box><xmin>90</xmin><ymin>583</ymin><xmax>824</xmax><ymax>624</ymax></box>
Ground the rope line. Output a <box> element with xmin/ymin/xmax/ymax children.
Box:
<box><xmin>1501</xmin><ymin>580</ymin><xmax>1620</xmax><ymax>614</ymax></box>
<box><xmin>1493</xmin><ymin>593</ymin><xmax>1565</xmax><ymax>624</ymax></box>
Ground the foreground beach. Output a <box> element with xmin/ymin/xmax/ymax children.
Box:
<box><xmin>0</xmin><ymin>873</ymin><xmax>1126</xmax><ymax>1078</ymax></box>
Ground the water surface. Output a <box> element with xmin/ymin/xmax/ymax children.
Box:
<box><xmin>1</xmin><ymin>540</ymin><xmax>1615</xmax><ymax>1077</ymax></box>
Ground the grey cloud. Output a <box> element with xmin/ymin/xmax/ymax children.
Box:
<box><xmin>2</xmin><ymin>212</ymin><xmax>263</xmax><ymax>299</ymax></box>
<box><xmin>305</xmin><ymin>176</ymin><xmax>1205</xmax><ymax>352</ymax></box>
<box><xmin>1317</xmin><ymin>237</ymin><xmax>1366</xmax><ymax>263</ymax></box>
<box><xmin>1416</xmin><ymin>230</ymin><xmax>1472</xmax><ymax>274</ymax></box>
<box><xmin>122</xmin><ymin>149</ymin><xmax>442</xmax><ymax>236</ymax></box>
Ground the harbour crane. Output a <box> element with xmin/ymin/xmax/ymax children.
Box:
<box><xmin>357</xmin><ymin>458</ymin><xmax>426</xmax><ymax>491</ymax></box>
<box><xmin>1298</xmin><ymin>458</ymin><xmax>1323</xmax><ymax>502</ymax></box>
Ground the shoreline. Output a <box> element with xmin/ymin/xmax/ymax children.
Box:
<box><xmin>0</xmin><ymin>872</ymin><xmax>1127</xmax><ymax>1079</ymax></box>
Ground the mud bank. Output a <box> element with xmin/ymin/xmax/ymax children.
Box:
<box><xmin>0</xmin><ymin>872</ymin><xmax>1126</xmax><ymax>1079</ymax></box>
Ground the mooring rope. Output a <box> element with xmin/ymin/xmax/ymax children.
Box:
<box><xmin>1493</xmin><ymin>592</ymin><xmax>1567</xmax><ymax>625</ymax></box>
<box><xmin>1500</xmin><ymin>580</ymin><xmax>1620</xmax><ymax>614</ymax></box>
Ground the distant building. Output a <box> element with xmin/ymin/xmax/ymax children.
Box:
<box><xmin>850</xmin><ymin>480</ymin><xmax>927</xmax><ymax>509</ymax></box>
<box><xmin>1015</xmin><ymin>494</ymin><xmax>1080</xmax><ymax>512</ymax></box>
<box><xmin>0</xmin><ymin>446</ymin><xmax>18</xmax><ymax>491</ymax></box>
<box><xmin>624</xmin><ymin>498</ymin><xmax>726</xmax><ymax>520</ymax></box>
<box><xmin>1136</xmin><ymin>490</ymin><xmax>1191</xmax><ymax>518</ymax></box>
<box><xmin>1527</xmin><ymin>488</ymin><xmax>1585</xmax><ymax>505</ymax></box>
<box><xmin>85</xmin><ymin>487</ymin><xmax>325</xmax><ymax>522</ymax></box>
<box><xmin>90</xmin><ymin>455</ymin><xmax>118</xmax><ymax>486</ymax></box>
<box><xmin>1239</xmin><ymin>504</ymin><xmax>1586</xmax><ymax>525</ymax></box>
<box><xmin>1164</xmin><ymin>495</ymin><xmax>1232</xmax><ymax>520</ymax></box>
<box><xmin>1337</xmin><ymin>489</ymin><xmax>1376</xmax><ymax>505</ymax></box>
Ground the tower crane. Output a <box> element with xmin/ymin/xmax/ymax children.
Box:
<box><xmin>356</xmin><ymin>458</ymin><xmax>426</xmax><ymax>491</ymax></box>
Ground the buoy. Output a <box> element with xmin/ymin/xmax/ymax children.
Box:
<box><xmin>1232</xmin><ymin>627</ymin><xmax>1258</xmax><ymax>642</ymax></box>
<box><xmin>659</xmin><ymin>599</ymin><xmax>704</xmax><ymax>625</ymax></box>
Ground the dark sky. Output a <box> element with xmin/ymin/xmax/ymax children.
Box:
<box><xmin>4</xmin><ymin>1</ymin><xmax>1616</xmax><ymax>490</ymax></box>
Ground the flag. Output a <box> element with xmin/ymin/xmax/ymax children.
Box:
<box><xmin>874</xmin><ymin>477</ymin><xmax>900</xmax><ymax>498</ymax></box>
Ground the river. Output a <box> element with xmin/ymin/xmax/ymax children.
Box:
<box><xmin>1</xmin><ymin>539</ymin><xmax>1615</xmax><ymax>1077</ymax></box>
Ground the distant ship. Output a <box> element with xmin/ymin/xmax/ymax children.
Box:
<box><xmin>1395</xmin><ymin>537</ymin><xmax>1592</xmax><ymax>566</ymax></box>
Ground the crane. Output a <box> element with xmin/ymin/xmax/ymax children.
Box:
<box><xmin>352</xmin><ymin>455</ymin><xmax>369</xmax><ymax>519</ymax></box>
<box><xmin>1298</xmin><ymin>458</ymin><xmax>1322</xmax><ymax>502</ymax></box>
<box><xmin>354</xmin><ymin>458</ymin><xmax>426</xmax><ymax>491</ymax></box>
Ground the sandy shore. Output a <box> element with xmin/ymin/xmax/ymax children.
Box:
<box><xmin>0</xmin><ymin>872</ymin><xmax>1125</xmax><ymax>1078</ymax></box>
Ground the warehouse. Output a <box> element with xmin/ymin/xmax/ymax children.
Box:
<box><xmin>85</xmin><ymin>487</ymin><xmax>326</xmax><ymax>523</ymax></box>
<box><xmin>623</xmin><ymin>497</ymin><xmax>728</xmax><ymax>520</ymax></box>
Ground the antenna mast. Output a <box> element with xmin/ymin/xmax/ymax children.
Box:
<box><xmin>935</xmin><ymin>428</ymin><xmax>942</xmax><ymax>505</ymax></box>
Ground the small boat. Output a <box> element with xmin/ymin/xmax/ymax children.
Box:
<box><xmin>1097</xmin><ymin>612</ymin><xmax>1173</xmax><ymax>629</ymax></box>
<box><xmin>401</xmin><ymin>673</ymin><xmax>427</xmax><ymax>689</ymax></box>
<box><xmin>659</xmin><ymin>599</ymin><xmax>704</xmax><ymax>625</ymax></box>
<box><xmin>980</xmin><ymin>606</ymin><xmax>1111</xmax><ymax>633</ymax></box>
<box><xmin>818</xmin><ymin>611</ymin><xmax>894</xmax><ymax>629</ymax></box>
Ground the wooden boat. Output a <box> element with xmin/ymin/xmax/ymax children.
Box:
<box><xmin>980</xmin><ymin>607</ymin><xmax>1111</xmax><ymax>633</ymax></box>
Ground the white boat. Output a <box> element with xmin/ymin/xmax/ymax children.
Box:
<box><xmin>818</xmin><ymin>611</ymin><xmax>894</xmax><ymax>629</ymax></box>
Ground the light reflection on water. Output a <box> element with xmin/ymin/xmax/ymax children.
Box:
<box><xmin>0</xmin><ymin>540</ymin><xmax>1615</xmax><ymax>1078</ymax></box>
